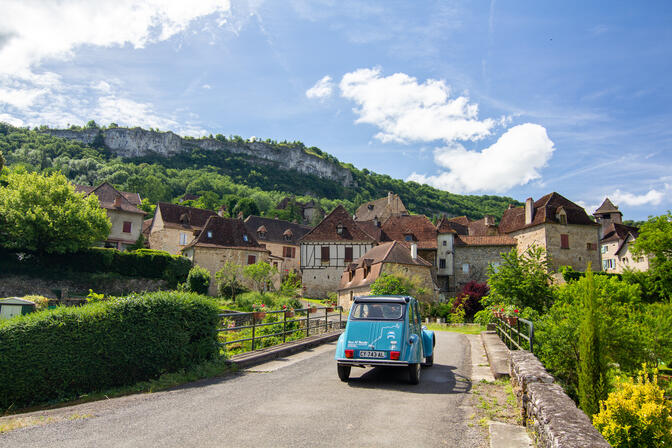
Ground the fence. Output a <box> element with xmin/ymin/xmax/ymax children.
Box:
<box><xmin>218</xmin><ymin>306</ymin><xmax>344</xmax><ymax>355</ymax></box>
<box><xmin>493</xmin><ymin>315</ymin><xmax>535</xmax><ymax>354</ymax></box>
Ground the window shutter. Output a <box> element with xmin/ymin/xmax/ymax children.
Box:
<box><xmin>561</xmin><ymin>234</ymin><xmax>569</xmax><ymax>249</ymax></box>
<box><xmin>122</xmin><ymin>221</ymin><xmax>132</xmax><ymax>233</ymax></box>
<box><xmin>247</xmin><ymin>255</ymin><xmax>256</xmax><ymax>265</ymax></box>
<box><xmin>321</xmin><ymin>246</ymin><xmax>330</xmax><ymax>261</ymax></box>
<box><xmin>291</xmin><ymin>247</ymin><xmax>296</xmax><ymax>258</ymax></box>
<box><xmin>344</xmin><ymin>247</ymin><xmax>353</xmax><ymax>263</ymax></box>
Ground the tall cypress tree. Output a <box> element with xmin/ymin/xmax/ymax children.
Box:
<box><xmin>577</xmin><ymin>266</ymin><xmax>608</xmax><ymax>417</ymax></box>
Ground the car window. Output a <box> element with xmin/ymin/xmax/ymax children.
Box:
<box><xmin>350</xmin><ymin>303</ymin><xmax>404</xmax><ymax>320</ymax></box>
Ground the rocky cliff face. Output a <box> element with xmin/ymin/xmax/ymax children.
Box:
<box><xmin>45</xmin><ymin>128</ymin><xmax>355</xmax><ymax>186</ymax></box>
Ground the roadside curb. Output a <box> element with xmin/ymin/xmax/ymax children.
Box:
<box><xmin>480</xmin><ymin>331</ymin><xmax>510</xmax><ymax>379</ymax></box>
<box><xmin>228</xmin><ymin>330</ymin><xmax>343</xmax><ymax>369</ymax></box>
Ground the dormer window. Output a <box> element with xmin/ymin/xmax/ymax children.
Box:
<box><xmin>404</xmin><ymin>234</ymin><xmax>414</xmax><ymax>242</ymax></box>
<box><xmin>556</xmin><ymin>207</ymin><xmax>568</xmax><ymax>225</ymax></box>
<box><xmin>180</xmin><ymin>213</ymin><xmax>190</xmax><ymax>225</ymax></box>
<box><xmin>243</xmin><ymin>234</ymin><xmax>249</xmax><ymax>242</ymax></box>
<box><xmin>367</xmin><ymin>204</ymin><xmax>374</xmax><ymax>210</ymax></box>
<box><xmin>256</xmin><ymin>225</ymin><xmax>267</xmax><ymax>239</ymax></box>
<box><xmin>337</xmin><ymin>223</ymin><xmax>344</xmax><ymax>235</ymax></box>
<box><xmin>207</xmin><ymin>231</ymin><xmax>213</xmax><ymax>238</ymax></box>
<box><xmin>283</xmin><ymin>229</ymin><xmax>293</xmax><ymax>241</ymax></box>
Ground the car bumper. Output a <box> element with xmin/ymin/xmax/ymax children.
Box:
<box><xmin>336</xmin><ymin>358</ymin><xmax>410</xmax><ymax>367</ymax></box>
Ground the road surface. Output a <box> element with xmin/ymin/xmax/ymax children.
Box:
<box><xmin>0</xmin><ymin>332</ymin><xmax>486</xmax><ymax>447</ymax></box>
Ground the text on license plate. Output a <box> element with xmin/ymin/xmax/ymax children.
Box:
<box><xmin>358</xmin><ymin>351</ymin><xmax>386</xmax><ymax>358</ymax></box>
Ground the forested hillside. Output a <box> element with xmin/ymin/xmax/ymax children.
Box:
<box><xmin>0</xmin><ymin>122</ymin><xmax>520</xmax><ymax>220</ymax></box>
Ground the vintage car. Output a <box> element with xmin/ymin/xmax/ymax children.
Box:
<box><xmin>334</xmin><ymin>296</ymin><xmax>435</xmax><ymax>384</ymax></box>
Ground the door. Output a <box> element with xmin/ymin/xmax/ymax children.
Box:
<box><xmin>0</xmin><ymin>305</ymin><xmax>22</xmax><ymax>320</ymax></box>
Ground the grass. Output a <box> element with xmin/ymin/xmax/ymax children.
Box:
<box><xmin>470</xmin><ymin>377</ymin><xmax>522</xmax><ymax>426</ymax></box>
<box><xmin>0</xmin><ymin>413</ymin><xmax>92</xmax><ymax>434</ymax></box>
<box><xmin>425</xmin><ymin>323</ymin><xmax>486</xmax><ymax>335</ymax></box>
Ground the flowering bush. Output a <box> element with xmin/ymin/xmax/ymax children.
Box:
<box><xmin>252</xmin><ymin>303</ymin><xmax>265</xmax><ymax>312</ymax></box>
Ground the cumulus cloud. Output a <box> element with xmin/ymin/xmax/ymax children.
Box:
<box><xmin>407</xmin><ymin>123</ymin><xmax>555</xmax><ymax>193</ymax></box>
<box><xmin>306</xmin><ymin>75</ymin><xmax>334</xmax><ymax>100</ymax></box>
<box><xmin>611</xmin><ymin>186</ymin><xmax>670</xmax><ymax>207</ymax></box>
<box><xmin>339</xmin><ymin>67</ymin><xmax>496</xmax><ymax>144</ymax></box>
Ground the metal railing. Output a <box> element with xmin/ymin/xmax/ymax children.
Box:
<box><xmin>494</xmin><ymin>316</ymin><xmax>535</xmax><ymax>354</ymax></box>
<box><xmin>218</xmin><ymin>306</ymin><xmax>343</xmax><ymax>353</ymax></box>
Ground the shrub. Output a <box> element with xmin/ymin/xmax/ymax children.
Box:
<box><xmin>593</xmin><ymin>367</ymin><xmax>672</xmax><ymax>448</ymax></box>
<box><xmin>0</xmin><ymin>291</ymin><xmax>220</xmax><ymax>410</ymax></box>
<box><xmin>452</xmin><ymin>281</ymin><xmax>489</xmax><ymax>320</ymax></box>
<box><xmin>21</xmin><ymin>295</ymin><xmax>50</xmax><ymax>310</ymax></box>
<box><xmin>215</xmin><ymin>261</ymin><xmax>245</xmax><ymax>300</ymax></box>
<box><xmin>186</xmin><ymin>265</ymin><xmax>211</xmax><ymax>295</ymax></box>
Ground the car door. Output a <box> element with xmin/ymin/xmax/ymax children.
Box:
<box><xmin>408</xmin><ymin>300</ymin><xmax>422</xmax><ymax>361</ymax></box>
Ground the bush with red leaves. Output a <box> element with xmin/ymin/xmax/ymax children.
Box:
<box><xmin>453</xmin><ymin>281</ymin><xmax>490</xmax><ymax>320</ymax></box>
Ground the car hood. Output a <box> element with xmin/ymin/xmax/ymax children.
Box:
<box><xmin>343</xmin><ymin>320</ymin><xmax>405</xmax><ymax>351</ymax></box>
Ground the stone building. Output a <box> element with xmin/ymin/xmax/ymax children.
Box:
<box><xmin>452</xmin><ymin>235</ymin><xmax>517</xmax><ymax>291</ymax></box>
<box><xmin>243</xmin><ymin>215</ymin><xmax>311</xmax><ymax>274</ymax></box>
<box><xmin>594</xmin><ymin>198</ymin><xmax>649</xmax><ymax>273</ymax></box>
<box><xmin>354</xmin><ymin>192</ymin><xmax>408</xmax><ymax>222</ymax></box>
<box><xmin>147</xmin><ymin>203</ymin><xmax>218</xmax><ymax>255</ymax></box>
<box><xmin>336</xmin><ymin>241</ymin><xmax>436</xmax><ymax>311</ymax></box>
<box><xmin>182</xmin><ymin>216</ymin><xmax>270</xmax><ymax>295</ymax></box>
<box><xmin>435</xmin><ymin>217</ymin><xmax>456</xmax><ymax>293</ymax></box>
<box><xmin>299</xmin><ymin>205</ymin><xmax>376</xmax><ymax>298</ymax></box>
<box><xmin>75</xmin><ymin>182</ymin><xmax>145</xmax><ymax>250</ymax></box>
<box><xmin>499</xmin><ymin>192</ymin><xmax>600</xmax><ymax>271</ymax></box>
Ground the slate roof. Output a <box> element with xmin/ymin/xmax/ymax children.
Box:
<box><xmin>354</xmin><ymin>193</ymin><xmax>407</xmax><ymax>221</ymax></box>
<box><xmin>75</xmin><ymin>182</ymin><xmax>145</xmax><ymax>215</ymax></box>
<box><xmin>244</xmin><ymin>216</ymin><xmax>311</xmax><ymax>245</ymax></box>
<box><xmin>454</xmin><ymin>235</ymin><xmax>517</xmax><ymax>247</ymax></box>
<box><xmin>601</xmin><ymin>222</ymin><xmax>639</xmax><ymax>244</ymax></box>
<box><xmin>184</xmin><ymin>216</ymin><xmax>267</xmax><ymax>251</ymax></box>
<box><xmin>499</xmin><ymin>192</ymin><xmax>597</xmax><ymax>233</ymax></box>
<box><xmin>156</xmin><ymin>202</ymin><xmax>218</xmax><ymax>230</ymax></box>
<box><xmin>380</xmin><ymin>215</ymin><xmax>438</xmax><ymax>249</ymax></box>
<box><xmin>300</xmin><ymin>205</ymin><xmax>376</xmax><ymax>243</ymax></box>
<box><xmin>594</xmin><ymin>198</ymin><xmax>621</xmax><ymax>215</ymax></box>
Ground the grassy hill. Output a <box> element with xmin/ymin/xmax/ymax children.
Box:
<box><xmin>0</xmin><ymin>122</ymin><xmax>521</xmax><ymax>219</ymax></box>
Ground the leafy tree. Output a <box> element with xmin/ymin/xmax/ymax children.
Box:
<box><xmin>484</xmin><ymin>246</ymin><xmax>554</xmax><ymax>312</ymax></box>
<box><xmin>0</xmin><ymin>171</ymin><xmax>110</xmax><ymax>253</ymax></box>
<box><xmin>452</xmin><ymin>281</ymin><xmax>489</xmax><ymax>320</ymax></box>
<box><xmin>0</xmin><ymin>149</ymin><xmax>4</xmax><ymax>171</ymax></box>
<box><xmin>186</xmin><ymin>265</ymin><xmax>211</xmax><ymax>295</ymax></box>
<box><xmin>370</xmin><ymin>273</ymin><xmax>411</xmax><ymax>295</ymax></box>
<box><xmin>85</xmin><ymin>120</ymin><xmax>99</xmax><ymax>129</ymax></box>
<box><xmin>232</xmin><ymin>197</ymin><xmax>259</xmax><ymax>219</ymax></box>
<box><xmin>630</xmin><ymin>212</ymin><xmax>672</xmax><ymax>300</ymax></box>
<box><xmin>243</xmin><ymin>261</ymin><xmax>277</xmax><ymax>293</ymax></box>
<box><xmin>216</xmin><ymin>261</ymin><xmax>244</xmax><ymax>299</ymax></box>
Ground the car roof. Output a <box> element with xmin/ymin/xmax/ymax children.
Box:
<box><xmin>353</xmin><ymin>295</ymin><xmax>413</xmax><ymax>304</ymax></box>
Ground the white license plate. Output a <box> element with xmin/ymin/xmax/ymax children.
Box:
<box><xmin>358</xmin><ymin>351</ymin><xmax>386</xmax><ymax>358</ymax></box>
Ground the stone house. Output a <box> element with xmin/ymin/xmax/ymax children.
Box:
<box><xmin>182</xmin><ymin>216</ymin><xmax>270</xmax><ymax>295</ymax></box>
<box><xmin>75</xmin><ymin>182</ymin><xmax>145</xmax><ymax>250</ymax></box>
<box><xmin>594</xmin><ymin>198</ymin><xmax>649</xmax><ymax>273</ymax></box>
<box><xmin>380</xmin><ymin>214</ymin><xmax>438</xmax><ymax>266</ymax></box>
<box><xmin>452</xmin><ymin>235</ymin><xmax>517</xmax><ymax>291</ymax></box>
<box><xmin>299</xmin><ymin>205</ymin><xmax>376</xmax><ymax>298</ymax></box>
<box><xmin>499</xmin><ymin>192</ymin><xmax>600</xmax><ymax>271</ymax></box>
<box><xmin>148</xmin><ymin>203</ymin><xmax>218</xmax><ymax>255</ymax></box>
<box><xmin>336</xmin><ymin>241</ymin><xmax>436</xmax><ymax>311</ymax></box>
<box><xmin>354</xmin><ymin>192</ymin><xmax>408</xmax><ymax>222</ymax></box>
<box><xmin>243</xmin><ymin>215</ymin><xmax>311</xmax><ymax>274</ymax></box>
<box><xmin>435</xmin><ymin>216</ymin><xmax>456</xmax><ymax>293</ymax></box>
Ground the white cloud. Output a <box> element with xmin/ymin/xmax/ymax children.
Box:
<box><xmin>611</xmin><ymin>186</ymin><xmax>670</xmax><ymax>207</ymax></box>
<box><xmin>202</xmin><ymin>84</ymin><xmax>212</xmax><ymax>90</ymax></box>
<box><xmin>407</xmin><ymin>123</ymin><xmax>555</xmax><ymax>193</ymax></box>
<box><xmin>0</xmin><ymin>86</ymin><xmax>48</xmax><ymax>110</ymax></box>
<box><xmin>305</xmin><ymin>75</ymin><xmax>334</xmax><ymax>100</ymax></box>
<box><xmin>339</xmin><ymin>67</ymin><xmax>496</xmax><ymax>144</ymax></box>
<box><xmin>91</xmin><ymin>81</ymin><xmax>112</xmax><ymax>93</ymax></box>
<box><xmin>575</xmin><ymin>201</ymin><xmax>601</xmax><ymax>215</ymax></box>
<box><xmin>0</xmin><ymin>113</ymin><xmax>24</xmax><ymax>127</ymax></box>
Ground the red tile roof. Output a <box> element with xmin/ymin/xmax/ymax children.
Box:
<box><xmin>454</xmin><ymin>235</ymin><xmax>516</xmax><ymax>246</ymax></box>
<box><xmin>354</xmin><ymin>193</ymin><xmax>407</xmax><ymax>221</ymax></box>
<box><xmin>76</xmin><ymin>182</ymin><xmax>145</xmax><ymax>215</ymax></box>
<box><xmin>300</xmin><ymin>205</ymin><xmax>376</xmax><ymax>243</ymax></box>
<box><xmin>356</xmin><ymin>219</ymin><xmax>387</xmax><ymax>242</ymax></box>
<box><xmin>594</xmin><ymin>198</ymin><xmax>621</xmax><ymax>215</ymax></box>
<box><xmin>156</xmin><ymin>202</ymin><xmax>218</xmax><ymax>230</ymax></box>
<box><xmin>601</xmin><ymin>222</ymin><xmax>639</xmax><ymax>243</ymax></box>
<box><xmin>436</xmin><ymin>216</ymin><xmax>457</xmax><ymax>234</ymax></box>
<box><xmin>499</xmin><ymin>192</ymin><xmax>597</xmax><ymax>233</ymax></box>
<box><xmin>381</xmin><ymin>215</ymin><xmax>438</xmax><ymax>249</ymax></box>
<box><xmin>244</xmin><ymin>216</ymin><xmax>311</xmax><ymax>245</ymax></box>
<box><xmin>184</xmin><ymin>216</ymin><xmax>267</xmax><ymax>251</ymax></box>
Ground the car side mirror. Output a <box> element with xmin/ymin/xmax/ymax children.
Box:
<box><xmin>409</xmin><ymin>334</ymin><xmax>419</xmax><ymax>344</ymax></box>
<box><xmin>422</xmin><ymin>325</ymin><xmax>427</xmax><ymax>331</ymax></box>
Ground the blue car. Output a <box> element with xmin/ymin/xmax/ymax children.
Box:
<box><xmin>335</xmin><ymin>296</ymin><xmax>435</xmax><ymax>385</ymax></box>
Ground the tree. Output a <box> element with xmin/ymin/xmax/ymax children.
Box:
<box><xmin>216</xmin><ymin>261</ymin><xmax>243</xmax><ymax>299</ymax></box>
<box><xmin>370</xmin><ymin>273</ymin><xmax>411</xmax><ymax>295</ymax></box>
<box><xmin>243</xmin><ymin>261</ymin><xmax>277</xmax><ymax>293</ymax></box>
<box><xmin>453</xmin><ymin>281</ymin><xmax>489</xmax><ymax>320</ymax></box>
<box><xmin>0</xmin><ymin>171</ymin><xmax>110</xmax><ymax>253</ymax></box>
<box><xmin>630</xmin><ymin>212</ymin><xmax>672</xmax><ymax>300</ymax></box>
<box><xmin>186</xmin><ymin>265</ymin><xmax>211</xmax><ymax>295</ymax></box>
<box><xmin>484</xmin><ymin>246</ymin><xmax>554</xmax><ymax>312</ymax></box>
<box><xmin>232</xmin><ymin>197</ymin><xmax>259</xmax><ymax>219</ymax></box>
<box><xmin>0</xmin><ymin>149</ymin><xmax>4</xmax><ymax>171</ymax></box>
<box><xmin>85</xmin><ymin>120</ymin><xmax>99</xmax><ymax>129</ymax></box>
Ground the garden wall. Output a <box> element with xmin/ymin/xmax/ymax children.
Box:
<box><xmin>509</xmin><ymin>351</ymin><xmax>610</xmax><ymax>448</ymax></box>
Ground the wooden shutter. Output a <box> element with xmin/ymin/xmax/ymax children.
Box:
<box><xmin>291</xmin><ymin>247</ymin><xmax>296</xmax><ymax>258</ymax></box>
<box><xmin>247</xmin><ymin>255</ymin><xmax>256</xmax><ymax>265</ymax></box>
<box><xmin>561</xmin><ymin>234</ymin><xmax>569</xmax><ymax>249</ymax></box>
<box><xmin>321</xmin><ymin>246</ymin><xmax>330</xmax><ymax>262</ymax></box>
<box><xmin>122</xmin><ymin>221</ymin><xmax>132</xmax><ymax>233</ymax></box>
<box><xmin>344</xmin><ymin>247</ymin><xmax>353</xmax><ymax>263</ymax></box>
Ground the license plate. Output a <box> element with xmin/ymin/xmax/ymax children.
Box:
<box><xmin>358</xmin><ymin>350</ymin><xmax>386</xmax><ymax>358</ymax></box>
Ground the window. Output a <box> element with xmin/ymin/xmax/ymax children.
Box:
<box><xmin>348</xmin><ymin>270</ymin><xmax>354</xmax><ymax>282</ymax></box>
<box><xmin>404</xmin><ymin>234</ymin><xmax>414</xmax><ymax>242</ymax></box>
<box><xmin>601</xmin><ymin>245</ymin><xmax>608</xmax><ymax>254</ymax></box>
<box><xmin>284</xmin><ymin>234</ymin><xmax>291</xmax><ymax>241</ymax></box>
<box><xmin>321</xmin><ymin>246</ymin><xmax>330</xmax><ymax>264</ymax></box>
<box><xmin>207</xmin><ymin>231</ymin><xmax>213</xmax><ymax>239</ymax></box>
<box><xmin>337</xmin><ymin>223</ymin><xmax>344</xmax><ymax>235</ymax></box>
<box><xmin>491</xmin><ymin>261</ymin><xmax>501</xmax><ymax>273</ymax></box>
<box><xmin>587</xmin><ymin>242</ymin><xmax>596</xmax><ymax>251</ymax></box>
<box><xmin>439</xmin><ymin>258</ymin><xmax>446</xmax><ymax>269</ymax></box>
<box><xmin>179</xmin><ymin>232</ymin><xmax>189</xmax><ymax>245</ymax></box>
<box><xmin>122</xmin><ymin>221</ymin><xmax>132</xmax><ymax>233</ymax></box>
<box><xmin>247</xmin><ymin>254</ymin><xmax>256</xmax><ymax>265</ymax></box>
<box><xmin>243</xmin><ymin>234</ymin><xmax>249</xmax><ymax>242</ymax></box>
<box><xmin>442</xmin><ymin>240</ymin><xmax>447</xmax><ymax>246</ymax></box>
<box><xmin>350</xmin><ymin>302</ymin><xmax>404</xmax><ymax>320</ymax></box>
<box><xmin>462</xmin><ymin>263</ymin><xmax>469</xmax><ymax>273</ymax></box>
<box><xmin>363</xmin><ymin>265</ymin><xmax>370</xmax><ymax>278</ymax></box>
<box><xmin>283</xmin><ymin>246</ymin><xmax>295</xmax><ymax>258</ymax></box>
<box><xmin>344</xmin><ymin>247</ymin><xmax>353</xmax><ymax>263</ymax></box>
<box><xmin>560</xmin><ymin>234</ymin><xmax>569</xmax><ymax>249</ymax></box>
<box><xmin>602</xmin><ymin>259</ymin><xmax>615</xmax><ymax>270</ymax></box>
<box><xmin>559</xmin><ymin>214</ymin><xmax>567</xmax><ymax>225</ymax></box>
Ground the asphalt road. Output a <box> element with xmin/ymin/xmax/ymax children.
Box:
<box><xmin>0</xmin><ymin>332</ymin><xmax>486</xmax><ymax>448</ymax></box>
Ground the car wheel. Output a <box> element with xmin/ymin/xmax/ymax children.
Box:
<box><xmin>433</xmin><ymin>333</ymin><xmax>436</xmax><ymax>348</ymax></box>
<box><xmin>424</xmin><ymin>354</ymin><xmax>433</xmax><ymax>367</ymax></box>
<box><xmin>337</xmin><ymin>364</ymin><xmax>351</xmax><ymax>382</ymax></box>
<box><xmin>408</xmin><ymin>363</ymin><xmax>421</xmax><ymax>385</ymax></box>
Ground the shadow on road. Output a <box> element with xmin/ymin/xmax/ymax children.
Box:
<box><xmin>345</xmin><ymin>363</ymin><xmax>471</xmax><ymax>395</ymax></box>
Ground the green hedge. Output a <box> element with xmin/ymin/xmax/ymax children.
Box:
<box><xmin>559</xmin><ymin>266</ymin><xmax>622</xmax><ymax>283</ymax></box>
<box><xmin>0</xmin><ymin>247</ymin><xmax>191</xmax><ymax>287</ymax></box>
<box><xmin>0</xmin><ymin>292</ymin><xmax>220</xmax><ymax>410</ymax></box>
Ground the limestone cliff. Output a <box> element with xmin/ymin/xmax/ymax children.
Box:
<box><xmin>45</xmin><ymin>128</ymin><xmax>355</xmax><ymax>186</ymax></box>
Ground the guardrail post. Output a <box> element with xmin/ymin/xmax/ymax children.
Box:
<box><xmin>339</xmin><ymin>306</ymin><xmax>342</xmax><ymax>329</ymax></box>
<box><xmin>251</xmin><ymin>316</ymin><xmax>256</xmax><ymax>351</ymax></box>
<box><xmin>325</xmin><ymin>307</ymin><xmax>328</xmax><ymax>333</ymax></box>
<box><xmin>529</xmin><ymin>321</ymin><xmax>535</xmax><ymax>354</ymax></box>
<box><xmin>306</xmin><ymin>309</ymin><xmax>310</xmax><ymax>337</ymax></box>
<box><xmin>283</xmin><ymin>311</ymin><xmax>287</xmax><ymax>343</ymax></box>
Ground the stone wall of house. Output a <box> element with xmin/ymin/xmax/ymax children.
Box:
<box><xmin>436</xmin><ymin>234</ymin><xmax>454</xmax><ymax>276</ymax></box>
<box><xmin>544</xmin><ymin>224</ymin><xmax>600</xmax><ymax>271</ymax></box>
<box><xmin>302</xmin><ymin>267</ymin><xmax>343</xmax><ymax>299</ymax></box>
<box><xmin>107</xmin><ymin>209</ymin><xmax>144</xmax><ymax>247</ymax></box>
<box><xmin>510</xmin><ymin>226</ymin><xmax>547</xmax><ymax>256</ymax></box>
<box><xmin>601</xmin><ymin>239</ymin><xmax>649</xmax><ymax>273</ymax></box>
<box><xmin>0</xmin><ymin>275</ymin><xmax>168</xmax><ymax>299</ymax></box>
<box><xmin>381</xmin><ymin>263</ymin><xmax>437</xmax><ymax>300</ymax></box>
<box><xmin>148</xmin><ymin>226</ymin><xmax>192</xmax><ymax>255</ymax></box>
<box><xmin>453</xmin><ymin>245</ymin><xmax>512</xmax><ymax>291</ymax></box>
<box><xmin>509</xmin><ymin>351</ymin><xmax>610</xmax><ymax>448</ymax></box>
<box><xmin>261</xmin><ymin>241</ymin><xmax>301</xmax><ymax>273</ymax></box>
<box><xmin>191</xmin><ymin>246</ymin><xmax>271</xmax><ymax>296</ymax></box>
<box><xmin>337</xmin><ymin>285</ymin><xmax>370</xmax><ymax>311</ymax></box>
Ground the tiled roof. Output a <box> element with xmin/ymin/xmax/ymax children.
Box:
<box><xmin>499</xmin><ymin>192</ymin><xmax>597</xmax><ymax>233</ymax></box>
<box><xmin>454</xmin><ymin>235</ymin><xmax>516</xmax><ymax>246</ymax></box>
<box><xmin>436</xmin><ymin>216</ymin><xmax>457</xmax><ymax>234</ymax></box>
<box><xmin>594</xmin><ymin>198</ymin><xmax>621</xmax><ymax>215</ymax></box>
<box><xmin>184</xmin><ymin>216</ymin><xmax>267</xmax><ymax>250</ymax></box>
<box><xmin>142</xmin><ymin>218</ymin><xmax>153</xmax><ymax>237</ymax></box>
<box><xmin>601</xmin><ymin>222</ymin><xmax>639</xmax><ymax>243</ymax></box>
<box><xmin>300</xmin><ymin>205</ymin><xmax>376</xmax><ymax>243</ymax></box>
<box><xmin>156</xmin><ymin>202</ymin><xmax>218</xmax><ymax>230</ymax></box>
<box><xmin>381</xmin><ymin>215</ymin><xmax>438</xmax><ymax>249</ymax></box>
<box><xmin>244</xmin><ymin>216</ymin><xmax>311</xmax><ymax>245</ymax></box>
<box><xmin>75</xmin><ymin>182</ymin><xmax>145</xmax><ymax>215</ymax></box>
<box><xmin>354</xmin><ymin>193</ymin><xmax>407</xmax><ymax>221</ymax></box>
<box><xmin>356</xmin><ymin>219</ymin><xmax>387</xmax><ymax>242</ymax></box>
<box><xmin>445</xmin><ymin>216</ymin><xmax>470</xmax><ymax>235</ymax></box>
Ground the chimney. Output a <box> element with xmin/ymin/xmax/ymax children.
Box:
<box><xmin>373</xmin><ymin>216</ymin><xmax>380</xmax><ymax>227</ymax></box>
<box><xmin>484</xmin><ymin>215</ymin><xmax>495</xmax><ymax>227</ymax></box>
<box><xmin>410</xmin><ymin>243</ymin><xmax>418</xmax><ymax>260</ymax></box>
<box><xmin>508</xmin><ymin>204</ymin><xmax>515</xmax><ymax>209</ymax></box>
<box><xmin>388</xmin><ymin>191</ymin><xmax>393</xmax><ymax>205</ymax></box>
<box><xmin>114</xmin><ymin>194</ymin><xmax>122</xmax><ymax>208</ymax></box>
<box><xmin>525</xmin><ymin>198</ymin><xmax>534</xmax><ymax>225</ymax></box>
<box><xmin>217</xmin><ymin>205</ymin><xmax>225</xmax><ymax>217</ymax></box>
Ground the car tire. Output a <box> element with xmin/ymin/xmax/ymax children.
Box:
<box><xmin>337</xmin><ymin>364</ymin><xmax>351</xmax><ymax>382</ymax></box>
<box><xmin>408</xmin><ymin>362</ymin><xmax>421</xmax><ymax>385</ymax></box>
<box><xmin>424</xmin><ymin>354</ymin><xmax>433</xmax><ymax>367</ymax></box>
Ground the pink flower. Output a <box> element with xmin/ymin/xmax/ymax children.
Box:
<box><xmin>261</xmin><ymin>304</ymin><xmax>265</xmax><ymax>308</ymax></box>
<box><xmin>514</xmin><ymin>309</ymin><xmax>519</xmax><ymax>313</ymax></box>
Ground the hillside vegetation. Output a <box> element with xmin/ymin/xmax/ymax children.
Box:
<box><xmin>0</xmin><ymin>122</ymin><xmax>520</xmax><ymax>219</ymax></box>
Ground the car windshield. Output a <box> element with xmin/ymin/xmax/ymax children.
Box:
<box><xmin>350</xmin><ymin>302</ymin><xmax>404</xmax><ymax>320</ymax></box>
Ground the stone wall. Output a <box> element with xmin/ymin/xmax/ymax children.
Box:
<box><xmin>509</xmin><ymin>351</ymin><xmax>610</xmax><ymax>448</ymax></box>
<box><xmin>302</xmin><ymin>267</ymin><xmax>342</xmax><ymax>299</ymax></box>
<box><xmin>0</xmin><ymin>275</ymin><xmax>168</xmax><ymax>299</ymax></box>
<box><xmin>453</xmin><ymin>245</ymin><xmax>512</xmax><ymax>291</ymax></box>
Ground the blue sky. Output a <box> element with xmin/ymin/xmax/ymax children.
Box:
<box><xmin>1</xmin><ymin>1</ymin><xmax>671</xmax><ymax>220</ymax></box>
